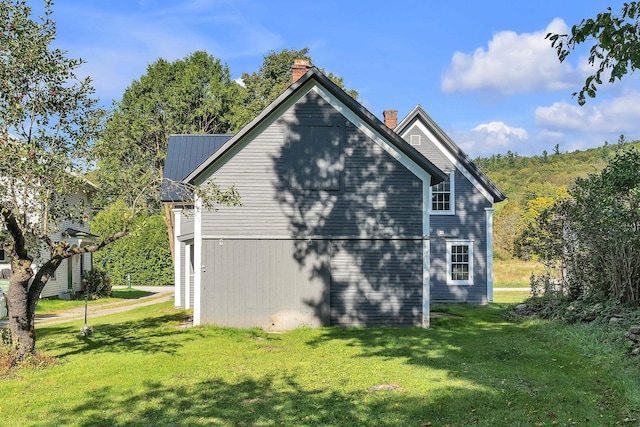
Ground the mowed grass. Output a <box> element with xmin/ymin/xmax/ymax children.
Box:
<box><xmin>494</xmin><ymin>259</ymin><xmax>544</xmax><ymax>288</ymax></box>
<box><xmin>34</xmin><ymin>289</ymin><xmax>155</xmax><ymax>315</ymax></box>
<box><xmin>2</xmin><ymin>302</ymin><xmax>639</xmax><ymax>426</ymax></box>
<box><xmin>493</xmin><ymin>289</ymin><xmax>530</xmax><ymax>304</ymax></box>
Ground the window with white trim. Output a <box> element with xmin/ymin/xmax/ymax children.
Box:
<box><xmin>0</xmin><ymin>248</ymin><xmax>5</xmax><ymax>262</ymax></box>
<box><xmin>447</xmin><ymin>240</ymin><xmax>473</xmax><ymax>285</ymax></box>
<box><xmin>431</xmin><ymin>172</ymin><xmax>455</xmax><ymax>214</ymax></box>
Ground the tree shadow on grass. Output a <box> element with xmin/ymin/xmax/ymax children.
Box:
<box><xmin>301</xmin><ymin>305</ymin><xmax>638</xmax><ymax>425</ymax></box>
<box><xmin>37</xmin><ymin>311</ymin><xmax>193</xmax><ymax>358</ymax></box>
<box><xmin>308</xmin><ymin>304</ymin><xmax>554</xmax><ymax>369</ymax></box>
<box><xmin>41</xmin><ymin>375</ymin><xmax>495</xmax><ymax>427</ymax></box>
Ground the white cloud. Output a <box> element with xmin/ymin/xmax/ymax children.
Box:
<box><xmin>442</xmin><ymin>18</ymin><xmax>577</xmax><ymax>95</ymax></box>
<box><xmin>449</xmin><ymin>121</ymin><xmax>530</xmax><ymax>157</ymax></box>
<box><xmin>535</xmin><ymin>91</ymin><xmax>640</xmax><ymax>134</ymax></box>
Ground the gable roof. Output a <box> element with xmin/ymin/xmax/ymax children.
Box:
<box><xmin>161</xmin><ymin>134</ymin><xmax>233</xmax><ymax>202</ymax></box>
<box><xmin>184</xmin><ymin>67</ymin><xmax>447</xmax><ymax>186</ymax></box>
<box><xmin>396</xmin><ymin>105</ymin><xmax>506</xmax><ymax>203</ymax></box>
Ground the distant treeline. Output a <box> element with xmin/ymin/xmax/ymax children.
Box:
<box><xmin>474</xmin><ymin>137</ymin><xmax>640</xmax><ymax>260</ymax></box>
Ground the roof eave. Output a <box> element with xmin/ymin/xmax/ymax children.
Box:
<box><xmin>186</xmin><ymin>68</ymin><xmax>447</xmax><ymax>185</ymax></box>
<box><xmin>398</xmin><ymin>105</ymin><xmax>506</xmax><ymax>202</ymax></box>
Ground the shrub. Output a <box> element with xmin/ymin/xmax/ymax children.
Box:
<box><xmin>91</xmin><ymin>200</ymin><xmax>173</xmax><ymax>286</ymax></box>
<box><xmin>529</xmin><ymin>149</ymin><xmax>640</xmax><ymax>307</ymax></box>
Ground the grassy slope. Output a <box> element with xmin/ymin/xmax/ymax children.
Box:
<box><xmin>494</xmin><ymin>260</ymin><xmax>542</xmax><ymax>288</ymax></box>
<box><xmin>2</xmin><ymin>302</ymin><xmax>638</xmax><ymax>426</ymax></box>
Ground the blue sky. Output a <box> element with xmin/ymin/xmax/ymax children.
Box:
<box><xmin>47</xmin><ymin>0</ymin><xmax>640</xmax><ymax>158</ymax></box>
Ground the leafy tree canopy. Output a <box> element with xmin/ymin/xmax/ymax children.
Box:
<box><xmin>547</xmin><ymin>2</ymin><xmax>640</xmax><ymax>104</ymax></box>
<box><xmin>238</xmin><ymin>48</ymin><xmax>359</xmax><ymax>126</ymax></box>
<box><xmin>94</xmin><ymin>51</ymin><xmax>243</xmax><ymax>209</ymax></box>
<box><xmin>0</xmin><ymin>0</ymin><xmax>106</xmax><ymax>356</ymax></box>
<box><xmin>91</xmin><ymin>200</ymin><xmax>173</xmax><ymax>287</ymax></box>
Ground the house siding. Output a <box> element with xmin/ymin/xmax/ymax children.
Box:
<box><xmin>36</xmin><ymin>192</ymin><xmax>93</xmax><ymax>298</ymax></box>
<box><xmin>176</xmin><ymin>241</ymin><xmax>186</xmax><ymax>308</ymax></box>
<box><xmin>181</xmin><ymin>215</ymin><xmax>194</xmax><ymax>237</ymax></box>
<box><xmin>402</xmin><ymin>125</ymin><xmax>492</xmax><ymax>303</ymax></box>
<box><xmin>196</xmin><ymin>90</ymin><xmax>425</xmax><ymax>328</ymax></box>
<box><xmin>201</xmin><ymin>239</ymin><xmax>329</xmax><ymax>330</ymax></box>
<box><xmin>330</xmin><ymin>239</ymin><xmax>423</xmax><ymax>326</ymax></box>
<box><xmin>200</xmin><ymin>91</ymin><xmax>423</xmax><ymax>238</ymax></box>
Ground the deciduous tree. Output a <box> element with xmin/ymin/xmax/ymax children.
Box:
<box><xmin>93</xmin><ymin>51</ymin><xmax>244</xmax><ymax>259</ymax></box>
<box><xmin>238</xmin><ymin>48</ymin><xmax>359</xmax><ymax>126</ymax></box>
<box><xmin>547</xmin><ymin>2</ymin><xmax>640</xmax><ymax>104</ymax></box>
<box><xmin>1</xmin><ymin>0</ymin><xmax>106</xmax><ymax>356</ymax></box>
<box><xmin>0</xmin><ymin>1</ymin><xmax>239</xmax><ymax>356</ymax></box>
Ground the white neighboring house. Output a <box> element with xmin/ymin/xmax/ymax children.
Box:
<box><xmin>0</xmin><ymin>184</ymin><xmax>97</xmax><ymax>299</ymax></box>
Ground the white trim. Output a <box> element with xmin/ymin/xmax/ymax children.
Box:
<box><xmin>429</xmin><ymin>171</ymin><xmax>455</xmax><ymax>215</ymax></box>
<box><xmin>422</xmin><ymin>238</ymin><xmax>430</xmax><ymax>327</ymax></box>
<box><xmin>173</xmin><ymin>208</ymin><xmax>182</xmax><ymax>308</ymax></box>
<box><xmin>485</xmin><ymin>208</ymin><xmax>495</xmax><ymax>302</ymax></box>
<box><xmin>311</xmin><ymin>84</ymin><xmax>432</xmax><ymax>327</ymax></box>
<box><xmin>446</xmin><ymin>240</ymin><xmax>474</xmax><ymax>286</ymax></box>
<box><xmin>184</xmin><ymin>244</ymin><xmax>191</xmax><ymax>310</ymax></box>
<box><xmin>407</xmin><ymin>120</ymin><xmax>495</xmax><ymax>203</ymax></box>
<box><xmin>422</xmin><ymin>171</ymin><xmax>431</xmax><ymax>327</ymax></box>
<box><xmin>201</xmin><ymin>235</ymin><xmax>427</xmax><ymax>240</ymax></box>
<box><xmin>193</xmin><ymin>197</ymin><xmax>202</xmax><ymax>324</ymax></box>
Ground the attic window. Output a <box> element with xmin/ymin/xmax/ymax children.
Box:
<box><xmin>410</xmin><ymin>134</ymin><xmax>421</xmax><ymax>146</ymax></box>
<box><xmin>287</xmin><ymin>124</ymin><xmax>344</xmax><ymax>191</ymax></box>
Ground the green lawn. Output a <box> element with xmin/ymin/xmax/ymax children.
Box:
<box><xmin>494</xmin><ymin>260</ymin><xmax>544</xmax><ymax>288</ymax></box>
<box><xmin>493</xmin><ymin>289</ymin><xmax>530</xmax><ymax>304</ymax></box>
<box><xmin>1</xmin><ymin>301</ymin><xmax>638</xmax><ymax>426</ymax></box>
<box><xmin>34</xmin><ymin>289</ymin><xmax>154</xmax><ymax>315</ymax></box>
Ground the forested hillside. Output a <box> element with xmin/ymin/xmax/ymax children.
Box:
<box><xmin>475</xmin><ymin>138</ymin><xmax>640</xmax><ymax>260</ymax></box>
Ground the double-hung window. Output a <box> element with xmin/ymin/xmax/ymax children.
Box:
<box><xmin>431</xmin><ymin>172</ymin><xmax>455</xmax><ymax>214</ymax></box>
<box><xmin>447</xmin><ymin>240</ymin><xmax>473</xmax><ymax>285</ymax></box>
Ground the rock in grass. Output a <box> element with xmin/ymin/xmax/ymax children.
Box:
<box><xmin>368</xmin><ymin>383</ymin><xmax>401</xmax><ymax>392</ymax></box>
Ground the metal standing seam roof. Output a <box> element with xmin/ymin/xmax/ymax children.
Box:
<box><xmin>161</xmin><ymin>134</ymin><xmax>234</xmax><ymax>202</ymax></box>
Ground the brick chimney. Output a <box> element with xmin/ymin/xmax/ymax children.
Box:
<box><xmin>383</xmin><ymin>110</ymin><xmax>398</xmax><ymax>129</ymax></box>
<box><xmin>291</xmin><ymin>58</ymin><xmax>311</xmax><ymax>83</ymax></box>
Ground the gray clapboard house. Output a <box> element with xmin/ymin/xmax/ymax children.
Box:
<box><xmin>162</xmin><ymin>60</ymin><xmax>504</xmax><ymax>329</ymax></box>
<box><xmin>392</xmin><ymin>106</ymin><xmax>506</xmax><ymax>304</ymax></box>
